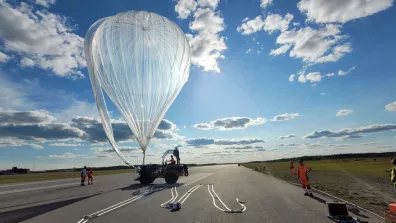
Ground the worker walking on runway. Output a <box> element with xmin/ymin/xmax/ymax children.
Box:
<box><xmin>290</xmin><ymin>161</ymin><xmax>296</xmax><ymax>175</ymax></box>
<box><xmin>297</xmin><ymin>159</ymin><xmax>313</xmax><ymax>197</ymax></box>
<box><xmin>81</xmin><ymin>166</ymin><xmax>87</xmax><ymax>186</ymax></box>
<box><xmin>87</xmin><ymin>167</ymin><xmax>94</xmax><ymax>185</ymax></box>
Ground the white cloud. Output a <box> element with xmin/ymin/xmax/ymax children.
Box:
<box><xmin>20</xmin><ymin>57</ymin><xmax>35</xmax><ymax>67</ymax></box>
<box><xmin>35</xmin><ymin>0</ymin><xmax>56</xmax><ymax>8</ymax></box>
<box><xmin>288</xmin><ymin>74</ymin><xmax>295</xmax><ymax>82</ymax></box>
<box><xmin>385</xmin><ymin>102</ymin><xmax>396</xmax><ymax>112</ymax></box>
<box><xmin>272</xmin><ymin>113</ymin><xmax>299</xmax><ymax>121</ymax></box>
<box><xmin>0</xmin><ymin>51</ymin><xmax>10</xmax><ymax>63</ymax></box>
<box><xmin>30</xmin><ymin>143</ymin><xmax>44</xmax><ymax>149</ymax></box>
<box><xmin>263</xmin><ymin>13</ymin><xmax>293</xmax><ymax>34</ymax></box>
<box><xmin>237</xmin><ymin>16</ymin><xmax>265</xmax><ymax>35</ymax></box>
<box><xmin>246</xmin><ymin>48</ymin><xmax>253</xmax><ymax>54</ymax></box>
<box><xmin>278</xmin><ymin>134</ymin><xmax>297</xmax><ymax>140</ymax></box>
<box><xmin>50</xmin><ymin>143</ymin><xmax>83</xmax><ymax>147</ymax></box>
<box><xmin>270</xmin><ymin>44</ymin><xmax>292</xmax><ymax>56</ymax></box>
<box><xmin>0</xmin><ymin>1</ymin><xmax>86</xmax><ymax>78</ymax></box>
<box><xmin>185</xmin><ymin>137</ymin><xmax>266</xmax><ymax>146</ymax></box>
<box><xmin>338</xmin><ymin>66</ymin><xmax>356</xmax><ymax>76</ymax></box>
<box><xmin>194</xmin><ymin>117</ymin><xmax>266</xmax><ymax>130</ymax></box>
<box><xmin>237</xmin><ymin>13</ymin><xmax>293</xmax><ymax>35</ymax></box>
<box><xmin>49</xmin><ymin>152</ymin><xmax>80</xmax><ymax>159</ymax></box>
<box><xmin>187</xmin><ymin>8</ymin><xmax>227</xmax><ymax>72</ymax></box>
<box><xmin>260</xmin><ymin>0</ymin><xmax>273</xmax><ymax>8</ymax></box>
<box><xmin>298</xmin><ymin>0</ymin><xmax>394</xmax><ymax>23</ymax></box>
<box><xmin>303</xmin><ymin>123</ymin><xmax>396</xmax><ymax>139</ymax></box>
<box><xmin>298</xmin><ymin>72</ymin><xmax>322</xmax><ymax>83</ymax></box>
<box><xmin>325</xmin><ymin>73</ymin><xmax>335</xmax><ymax>77</ymax></box>
<box><xmin>53</xmin><ymin>99</ymin><xmax>98</xmax><ymax>123</ymax></box>
<box><xmin>175</xmin><ymin>0</ymin><xmax>198</xmax><ymax>19</ymax></box>
<box><xmin>197</xmin><ymin>0</ymin><xmax>219</xmax><ymax>9</ymax></box>
<box><xmin>274</xmin><ymin>24</ymin><xmax>352</xmax><ymax>64</ymax></box>
<box><xmin>336</xmin><ymin>109</ymin><xmax>353</xmax><ymax>116</ymax></box>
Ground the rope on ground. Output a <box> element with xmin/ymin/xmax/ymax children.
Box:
<box><xmin>207</xmin><ymin>184</ymin><xmax>246</xmax><ymax>213</ymax></box>
<box><xmin>160</xmin><ymin>186</ymin><xmax>178</xmax><ymax>207</ymax></box>
<box><xmin>77</xmin><ymin>187</ymin><xmax>162</xmax><ymax>223</ymax></box>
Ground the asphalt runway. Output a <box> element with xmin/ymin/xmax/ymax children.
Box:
<box><xmin>0</xmin><ymin>165</ymin><xmax>383</xmax><ymax>223</ymax></box>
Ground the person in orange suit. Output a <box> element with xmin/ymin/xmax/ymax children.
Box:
<box><xmin>297</xmin><ymin>159</ymin><xmax>313</xmax><ymax>196</ymax></box>
<box><xmin>87</xmin><ymin>167</ymin><xmax>94</xmax><ymax>185</ymax></box>
<box><xmin>170</xmin><ymin>155</ymin><xmax>176</xmax><ymax>165</ymax></box>
<box><xmin>289</xmin><ymin>161</ymin><xmax>296</xmax><ymax>175</ymax></box>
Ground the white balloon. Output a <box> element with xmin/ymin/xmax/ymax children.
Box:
<box><xmin>84</xmin><ymin>11</ymin><xmax>191</xmax><ymax>165</ymax></box>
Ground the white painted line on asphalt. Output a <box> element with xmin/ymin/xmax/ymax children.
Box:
<box><xmin>0</xmin><ymin>182</ymin><xmax>91</xmax><ymax>195</ymax></box>
<box><xmin>0</xmin><ymin>178</ymin><xmax>79</xmax><ymax>188</ymax></box>
<box><xmin>183</xmin><ymin>173</ymin><xmax>214</xmax><ymax>187</ymax></box>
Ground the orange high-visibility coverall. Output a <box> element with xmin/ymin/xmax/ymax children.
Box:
<box><xmin>297</xmin><ymin>164</ymin><xmax>312</xmax><ymax>194</ymax></box>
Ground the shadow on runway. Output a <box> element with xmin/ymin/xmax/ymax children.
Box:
<box><xmin>347</xmin><ymin>207</ymin><xmax>369</xmax><ymax>218</ymax></box>
<box><xmin>310</xmin><ymin>195</ymin><xmax>327</xmax><ymax>204</ymax></box>
<box><xmin>0</xmin><ymin>195</ymin><xmax>97</xmax><ymax>223</ymax></box>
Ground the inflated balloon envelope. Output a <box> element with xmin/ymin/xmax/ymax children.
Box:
<box><xmin>84</xmin><ymin>11</ymin><xmax>191</xmax><ymax>166</ymax></box>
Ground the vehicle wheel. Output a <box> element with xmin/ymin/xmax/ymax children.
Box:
<box><xmin>184</xmin><ymin>171</ymin><xmax>189</xmax><ymax>176</ymax></box>
<box><xmin>139</xmin><ymin>174</ymin><xmax>155</xmax><ymax>184</ymax></box>
<box><xmin>165</xmin><ymin>173</ymin><xmax>179</xmax><ymax>184</ymax></box>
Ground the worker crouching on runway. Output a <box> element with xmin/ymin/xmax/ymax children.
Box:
<box><xmin>297</xmin><ymin>159</ymin><xmax>313</xmax><ymax>197</ymax></box>
<box><xmin>87</xmin><ymin>167</ymin><xmax>94</xmax><ymax>185</ymax></box>
<box><xmin>81</xmin><ymin>166</ymin><xmax>87</xmax><ymax>186</ymax></box>
<box><xmin>290</xmin><ymin>161</ymin><xmax>296</xmax><ymax>175</ymax></box>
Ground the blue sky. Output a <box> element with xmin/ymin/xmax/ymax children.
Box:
<box><xmin>0</xmin><ymin>0</ymin><xmax>395</xmax><ymax>170</ymax></box>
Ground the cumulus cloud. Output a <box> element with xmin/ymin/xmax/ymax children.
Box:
<box><xmin>246</xmin><ymin>48</ymin><xmax>253</xmax><ymax>54</ymax></box>
<box><xmin>263</xmin><ymin>13</ymin><xmax>294</xmax><ymax>34</ymax></box>
<box><xmin>272</xmin><ymin>24</ymin><xmax>351</xmax><ymax>64</ymax></box>
<box><xmin>186</xmin><ymin>8</ymin><xmax>227</xmax><ymax>72</ymax></box>
<box><xmin>49</xmin><ymin>143</ymin><xmax>83</xmax><ymax>147</ymax></box>
<box><xmin>260</xmin><ymin>0</ymin><xmax>273</xmax><ymax>8</ymax></box>
<box><xmin>175</xmin><ymin>0</ymin><xmax>198</xmax><ymax>19</ymax></box>
<box><xmin>338</xmin><ymin>66</ymin><xmax>356</xmax><ymax>76</ymax></box>
<box><xmin>237</xmin><ymin>13</ymin><xmax>293</xmax><ymax>35</ymax></box>
<box><xmin>20</xmin><ymin>57</ymin><xmax>35</xmax><ymax>67</ymax></box>
<box><xmin>0</xmin><ymin>0</ymin><xmax>86</xmax><ymax>78</ymax></box>
<box><xmin>71</xmin><ymin>117</ymin><xmax>179</xmax><ymax>142</ymax></box>
<box><xmin>385</xmin><ymin>102</ymin><xmax>396</xmax><ymax>112</ymax></box>
<box><xmin>298</xmin><ymin>72</ymin><xmax>322</xmax><ymax>83</ymax></box>
<box><xmin>303</xmin><ymin>124</ymin><xmax>396</xmax><ymax>139</ymax></box>
<box><xmin>278</xmin><ymin>134</ymin><xmax>297</xmax><ymax>139</ymax></box>
<box><xmin>0</xmin><ymin>110</ymin><xmax>55</xmax><ymax>125</ymax></box>
<box><xmin>92</xmin><ymin>147</ymin><xmax>139</xmax><ymax>154</ymax></box>
<box><xmin>224</xmin><ymin>145</ymin><xmax>264</xmax><ymax>150</ymax></box>
<box><xmin>35</xmin><ymin>0</ymin><xmax>56</xmax><ymax>8</ymax></box>
<box><xmin>298</xmin><ymin>0</ymin><xmax>394</xmax><ymax>23</ymax></box>
<box><xmin>0</xmin><ymin>51</ymin><xmax>10</xmax><ymax>63</ymax></box>
<box><xmin>272</xmin><ymin>113</ymin><xmax>299</xmax><ymax>121</ymax></box>
<box><xmin>185</xmin><ymin>137</ymin><xmax>266</xmax><ymax>146</ymax></box>
<box><xmin>193</xmin><ymin>117</ymin><xmax>266</xmax><ymax>130</ymax></box>
<box><xmin>288</xmin><ymin>74</ymin><xmax>295</xmax><ymax>82</ymax></box>
<box><xmin>326</xmin><ymin>73</ymin><xmax>335</xmax><ymax>77</ymax></box>
<box><xmin>0</xmin><ymin>137</ymin><xmax>43</xmax><ymax>149</ymax></box>
<box><xmin>49</xmin><ymin>152</ymin><xmax>81</xmax><ymax>159</ymax></box>
<box><xmin>0</xmin><ymin>109</ymin><xmax>180</xmax><ymax>147</ymax></box>
<box><xmin>270</xmin><ymin>44</ymin><xmax>292</xmax><ymax>56</ymax></box>
<box><xmin>336</xmin><ymin>109</ymin><xmax>353</xmax><ymax>116</ymax></box>
<box><xmin>197</xmin><ymin>0</ymin><xmax>219</xmax><ymax>9</ymax></box>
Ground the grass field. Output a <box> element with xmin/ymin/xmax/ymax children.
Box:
<box><xmin>243</xmin><ymin>157</ymin><xmax>395</xmax><ymax>215</ymax></box>
<box><xmin>0</xmin><ymin>169</ymin><xmax>135</xmax><ymax>185</ymax></box>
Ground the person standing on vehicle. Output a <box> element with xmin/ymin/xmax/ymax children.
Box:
<box><xmin>81</xmin><ymin>166</ymin><xmax>87</xmax><ymax>186</ymax></box>
<box><xmin>173</xmin><ymin>146</ymin><xmax>180</xmax><ymax>165</ymax></box>
<box><xmin>87</xmin><ymin>167</ymin><xmax>94</xmax><ymax>185</ymax></box>
<box><xmin>297</xmin><ymin>159</ymin><xmax>313</xmax><ymax>196</ymax></box>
